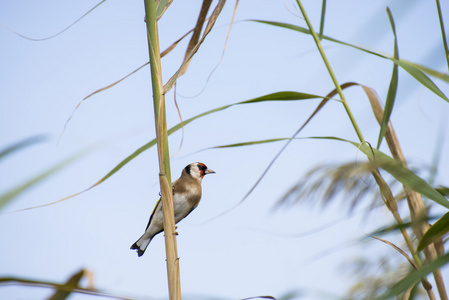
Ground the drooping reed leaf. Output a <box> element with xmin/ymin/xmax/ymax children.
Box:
<box><xmin>211</xmin><ymin>138</ymin><xmax>293</xmax><ymax>149</ymax></box>
<box><xmin>417</xmin><ymin>212</ymin><xmax>449</xmax><ymax>252</ymax></box>
<box><xmin>377</xmin><ymin>8</ymin><xmax>398</xmax><ymax>149</ymax></box>
<box><xmin>251</xmin><ymin>20</ymin><xmax>449</xmax><ymax>102</ymax></box>
<box><xmin>391</xmin><ymin>57</ymin><xmax>449</xmax><ymax>102</ymax></box>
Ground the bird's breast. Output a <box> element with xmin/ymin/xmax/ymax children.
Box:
<box><xmin>172</xmin><ymin>185</ymin><xmax>201</xmax><ymax>222</ymax></box>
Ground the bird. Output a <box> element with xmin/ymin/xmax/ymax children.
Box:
<box><xmin>131</xmin><ymin>162</ymin><xmax>215</xmax><ymax>257</ymax></box>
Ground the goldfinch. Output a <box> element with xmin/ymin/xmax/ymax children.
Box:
<box><xmin>131</xmin><ymin>162</ymin><xmax>215</xmax><ymax>257</ymax></box>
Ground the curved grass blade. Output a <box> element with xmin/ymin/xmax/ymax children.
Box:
<box><xmin>0</xmin><ymin>149</ymin><xmax>90</xmax><ymax>211</ymax></box>
<box><xmin>58</xmin><ymin>62</ymin><xmax>150</xmax><ymax>143</ymax></box>
<box><xmin>391</xmin><ymin>58</ymin><xmax>449</xmax><ymax>102</ymax></box>
<box><xmin>19</xmin><ymin>92</ymin><xmax>323</xmax><ymax>211</ymax></box>
<box><xmin>0</xmin><ymin>0</ymin><xmax>106</xmax><ymax>41</ymax></box>
<box><xmin>378</xmin><ymin>251</ymin><xmax>449</xmax><ymax>300</ymax></box>
<box><xmin>370</xmin><ymin>235</ymin><xmax>418</xmax><ymax>269</ymax></box>
<box><xmin>417</xmin><ymin>212</ymin><xmax>449</xmax><ymax>252</ymax></box>
<box><xmin>370</xmin><ymin>236</ymin><xmax>434</xmax><ymax>297</ymax></box>
<box><xmin>377</xmin><ymin>8</ymin><xmax>399</xmax><ymax>149</ymax></box>
<box><xmin>252</xmin><ymin>20</ymin><xmax>449</xmax><ymax>100</ymax></box>
<box><xmin>251</xmin><ymin>20</ymin><xmax>391</xmax><ymax>57</ymax></box>
<box><xmin>94</xmin><ymin>91</ymin><xmax>322</xmax><ymax>186</ymax></box>
<box><xmin>211</xmin><ymin>138</ymin><xmax>294</xmax><ymax>149</ymax></box>
<box><xmin>59</xmin><ymin>25</ymin><xmax>195</xmax><ymax>143</ymax></box>
<box><xmin>0</xmin><ymin>136</ymin><xmax>46</xmax><ymax>161</ymax></box>
<box><xmin>199</xmin><ymin>85</ymin><xmax>350</xmax><ymax>223</ymax></box>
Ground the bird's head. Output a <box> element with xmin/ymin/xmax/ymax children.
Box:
<box><xmin>184</xmin><ymin>162</ymin><xmax>215</xmax><ymax>180</ymax></box>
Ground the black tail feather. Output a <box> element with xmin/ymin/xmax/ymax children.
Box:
<box><xmin>130</xmin><ymin>242</ymin><xmax>145</xmax><ymax>257</ymax></box>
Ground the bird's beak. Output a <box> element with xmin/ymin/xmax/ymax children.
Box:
<box><xmin>205</xmin><ymin>169</ymin><xmax>216</xmax><ymax>174</ymax></box>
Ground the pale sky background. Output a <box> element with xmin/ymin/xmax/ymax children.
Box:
<box><xmin>1</xmin><ymin>0</ymin><xmax>449</xmax><ymax>299</ymax></box>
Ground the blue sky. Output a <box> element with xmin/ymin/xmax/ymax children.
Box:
<box><xmin>1</xmin><ymin>0</ymin><xmax>449</xmax><ymax>299</ymax></box>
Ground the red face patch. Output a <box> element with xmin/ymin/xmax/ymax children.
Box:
<box><xmin>197</xmin><ymin>163</ymin><xmax>207</xmax><ymax>178</ymax></box>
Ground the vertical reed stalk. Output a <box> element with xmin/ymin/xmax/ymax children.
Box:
<box><xmin>143</xmin><ymin>1</ymin><xmax>181</xmax><ymax>299</ymax></box>
<box><xmin>295</xmin><ymin>0</ymin><xmax>364</xmax><ymax>144</ymax></box>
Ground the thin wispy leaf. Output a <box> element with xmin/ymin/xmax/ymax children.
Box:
<box><xmin>0</xmin><ymin>0</ymin><xmax>106</xmax><ymax>41</ymax></box>
<box><xmin>59</xmin><ymin>23</ymin><xmax>196</xmax><ymax>142</ymax></box>
<box><xmin>370</xmin><ymin>236</ymin><xmax>418</xmax><ymax>269</ymax></box>
<box><xmin>59</xmin><ymin>62</ymin><xmax>150</xmax><ymax>143</ymax></box>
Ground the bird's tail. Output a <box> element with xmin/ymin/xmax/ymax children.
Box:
<box><xmin>130</xmin><ymin>235</ymin><xmax>153</xmax><ymax>257</ymax></box>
